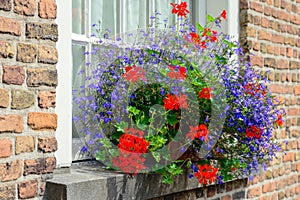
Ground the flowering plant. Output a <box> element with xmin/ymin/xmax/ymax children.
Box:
<box><xmin>73</xmin><ymin>2</ymin><xmax>284</xmax><ymax>185</ymax></box>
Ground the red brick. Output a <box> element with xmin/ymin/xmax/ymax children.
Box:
<box><xmin>0</xmin><ymin>160</ymin><xmax>22</xmax><ymax>181</ymax></box>
<box><xmin>0</xmin><ymin>16</ymin><xmax>21</xmax><ymax>36</ymax></box>
<box><xmin>0</xmin><ymin>114</ymin><xmax>24</xmax><ymax>133</ymax></box>
<box><xmin>262</xmin><ymin>182</ymin><xmax>275</xmax><ymax>193</ymax></box>
<box><xmin>24</xmin><ymin>157</ymin><xmax>56</xmax><ymax>175</ymax></box>
<box><xmin>14</xmin><ymin>0</ymin><xmax>36</xmax><ymax>16</ymax></box>
<box><xmin>291</xmin><ymin>15</ymin><xmax>300</xmax><ymax>25</ymax></box>
<box><xmin>288</xmin><ymin>108</ymin><xmax>298</xmax><ymax>115</ymax></box>
<box><xmin>277</xmin><ymin>10</ymin><xmax>289</xmax><ymax>21</ymax></box>
<box><xmin>38</xmin><ymin>137</ymin><xmax>57</xmax><ymax>153</ymax></box>
<box><xmin>271</xmin><ymin>34</ymin><xmax>284</xmax><ymax>44</ymax></box>
<box><xmin>0</xmin><ymin>0</ymin><xmax>12</xmax><ymax>11</ymax></box>
<box><xmin>283</xmin><ymin>152</ymin><xmax>294</xmax><ymax>162</ymax></box>
<box><xmin>18</xmin><ymin>179</ymin><xmax>38</xmax><ymax>199</ymax></box>
<box><xmin>27</xmin><ymin>112</ymin><xmax>57</xmax><ymax>130</ymax></box>
<box><xmin>295</xmin><ymin>86</ymin><xmax>300</xmax><ymax>95</ymax></box>
<box><xmin>38</xmin><ymin>0</ymin><xmax>57</xmax><ymax>19</ymax></box>
<box><xmin>258</xmin><ymin>30</ymin><xmax>271</xmax><ymax>41</ymax></box>
<box><xmin>250</xmin><ymin>2</ymin><xmax>263</xmax><ymax>12</ymax></box>
<box><xmin>261</xmin><ymin>17</ymin><xmax>269</xmax><ymax>28</ymax></box>
<box><xmin>277</xmin><ymin>59</ymin><xmax>289</xmax><ymax>69</ymax></box>
<box><xmin>0</xmin><ymin>138</ymin><xmax>12</xmax><ymax>158</ymax></box>
<box><xmin>247</xmin><ymin>186</ymin><xmax>262</xmax><ymax>198</ymax></box>
<box><xmin>38</xmin><ymin>45</ymin><xmax>58</xmax><ymax>64</ymax></box>
<box><xmin>290</xmin><ymin>61</ymin><xmax>300</xmax><ymax>69</ymax></box>
<box><xmin>221</xmin><ymin>195</ymin><xmax>232</xmax><ymax>200</ymax></box>
<box><xmin>38</xmin><ymin>91</ymin><xmax>56</xmax><ymax>108</ymax></box>
<box><xmin>250</xmin><ymin>55</ymin><xmax>263</xmax><ymax>67</ymax></box>
<box><xmin>2</xmin><ymin>66</ymin><xmax>25</xmax><ymax>85</ymax></box>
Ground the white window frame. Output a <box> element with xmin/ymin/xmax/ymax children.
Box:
<box><xmin>56</xmin><ymin>0</ymin><xmax>240</xmax><ymax>167</ymax></box>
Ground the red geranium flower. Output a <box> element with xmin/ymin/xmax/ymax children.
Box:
<box><xmin>275</xmin><ymin>115</ymin><xmax>283</xmax><ymax>127</ymax></box>
<box><xmin>194</xmin><ymin>164</ymin><xmax>218</xmax><ymax>185</ymax></box>
<box><xmin>163</xmin><ymin>94</ymin><xmax>188</xmax><ymax>110</ymax></box>
<box><xmin>170</xmin><ymin>2</ymin><xmax>190</xmax><ymax>18</ymax></box>
<box><xmin>118</xmin><ymin>132</ymin><xmax>149</xmax><ymax>153</ymax></box>
<box><xmin>166</xmin><ymin>66</ymin><xmax>186</xmax><ymax>80</ymax></box>
<box><xmin>243</xmin><ymin>83</ymin><xmax>266</xmax><ymax>97</ymax></box>
<box><xmin>221</xmin><ymin>10</ymin><xmax>227</xmax><ymax>20</ymax></box>
<box><xmin>186</xmin><ymin>124</ymin><xmax>209</xmax><ymax>141</ymax></box>
<box><xmin>112</xmin><ymin>149</ymin><xmax>146</xmax><ymax>175</ymax></box>
<box><xmin>198</xmin><ymin>87</ymin><xmax>213</xmax><ymax>99</ymax></box>
<box><xmin>122</xmin><ymin>66</ymin><xmax>146</xmax><ymax>83</ymax></box>
<box><xmin>246</xmin><ymin>125</ymin><xmax>263</xmax><ymax>139</ymax></box>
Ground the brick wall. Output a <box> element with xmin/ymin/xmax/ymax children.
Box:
<box><xmin>152</xmin><ymin>0</ymin><xmax>300</xmax><ymax>199</ymax></box>
<box><xmin>0</xmin><ymin>0</ymin><xmax>58</xmax><ymax>199</ymax></box>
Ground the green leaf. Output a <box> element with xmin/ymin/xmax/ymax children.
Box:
<box><xmin>100</xmin><ymin>138</ymin><xmax>112</xmax><ymax>148</ymax></box>
<box><xmin>95</xmin><ymin>150</ymin><xmax>106</xmax><ymax>161</ymax></box>
<box><xmin>196</xmin><ymin>23</ymin><xmax>203</xmax><ymax>32</ymax></box>
<box><xmin>162</xmin><ymin>175</ymin><xmax>173</xmax><ymax>184</ymax></box>
<box><xmin>128</xmin><ymin>106</ymin><xmax>140</xmax><ymax>115</ymax></box>
<box><xmin>114</xmin><ymin>121</ymin><xmax>128</xmax><ymax>132</ymax></box>
<box><xmin>152</xmin><ymin>152</ymin><xmax>161</xmax><ymax>162</ymax></box>
<box><xmin>206</xmin><ymin>14</ymin><xmax>215</xmax><ymax>23</ymax></box>
<box><xmin>108</xmin><ymin>149</ymin><xmax>119</xmax><ymax>157</ymax></box>
<box><xmin>167</xmin><ymin>113</ymin><xmax>178</xmax><ymax>126</ymax></box>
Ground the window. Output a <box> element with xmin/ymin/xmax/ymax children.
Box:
<box><xmin>55</xmin><ymin>0</ymin><xmax>240</xmax><ymax>166</ymax></box>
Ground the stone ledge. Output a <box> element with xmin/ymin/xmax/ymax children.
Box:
<box><xmin>43</xmin><ymin>164</ymin><xmax>203</xmax><ymax>200</ymax></box>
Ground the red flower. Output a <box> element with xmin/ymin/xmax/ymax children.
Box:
<box><xmin>243</xmin><ymin>83</ymin><xmax>266</xmax><ymax>97</ymax></box>
<box><xmin>194</xmin><ymin>164</ymin><xmax>218</xmax><ymax>185</ymax></box>
<box><xmin>163</xmin><ymin>94</ymin><xmax>188</xmax><ymax>110</ymax></box>
<box><xmin>166</xmin><ymin>66</ymin><xmax>186</xmax><ymax>80</ymax></box>
<box><xmin>170</xmin><ymin>2</ymin><xmax>190</xmax><ymax>18</ymax></box>
<box><xmin>275</xmin><ymin>115</ymin><xmax>283</xmax><ymax>127</ymax></box>
<box><xmin>198</xmin><ymin>87</ymin><xmax>213</xmax><ymax>99</ymax></box>
<box><xmin>112</xmin><ymin>149</ymin><xmax>146</xmax><ymax>175</ymax></box>
<box><xmin>186</xmin><ymin>124</ymin><xmax>209</xmax><ymax>141</ymax></box>
<box><xmin>246</xmin><ymin>125</ymin><xmax>263</xmax><ymax>139</ymax></box>
<box><xmin>189</xmin><ymin>32</ymin><xmax>201</xmax><ymax>45</ymax></box>
<box><xmin>221</xmin><ymin>10</ymin><xmax>227</xmax><ymax>20</ymax></box>
<box><xmin>122</xmin><ymin>66</ymin><xmax>146</xmax><ymax>83</ymax></box>
<box><xmin>118</xmin><ymin>132</ymin><xmax>149</xmax><ymax>153</ymax></box>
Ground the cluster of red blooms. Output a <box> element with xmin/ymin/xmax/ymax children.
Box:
<box><xmin>198</xmin><ymin>87</ymin><xmax>213</xmax><ymax>99</ymax></box>
<box><xmin>112</xmin><ymin>150</ymin><xmax>147</xmax><ymax>174</ymax></box>
<box><xmin>275</xmin><ymin>115</ymin><xmax>283</xmax><ymax>127</ymax></box>
<box><xmin>166</xmin><ymin>66</ymin><xmax>186</xmax><ymax>80</ymax></box>
<box><xmin>112</xmin><ymin>128</ymin><xmax>149</xmax><ymax>174</ymax></box>
<box><xmin>163</xmin><ymin>94</ymin><xmax>188</xmax><ymax>110</ymax></box>
<box><xmin>243</xmin><ymin>83</ymin><xmax>266</xmax><ymax>97</ymax></box>
<box><xmin>118</xmin><ymin>129</ymin><xmax>149</xmax><ymax>153</ymax></box>
<box><xmin>186</xmin><ymin>124</ymin><xmax>209</xmax><ymax>141</ymax></box>
<box><xmin>194</xmin><ymin>164</ymin><xmax>218</xmax><ymax>185</ymax></box>
<box><xmin>170</xmin><ymin>1</ymin><xmax>189</xmax><ymax>17</ymax></box>
<box><xmin>122</xmin><ymin>66</ymin><xmax>146</xmax><ymax>83</ymax></box>
<box><xmin>246</xmin><ymin>125</ymin><xmax>263</xmax><ymax>139</ymax></box>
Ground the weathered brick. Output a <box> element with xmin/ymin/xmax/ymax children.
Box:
<box><xmin>264</xmin><ymin>58</ymin><xmax>276</xmax><ymax>68</ymax></box>
<box><xmin>14</xmin><ymin>0</ymin><xmax>36</xmax><ymax>16</ymax></box>
<box><xmin>27</xmin><ymin>68</ymin><xmax>57</xmax><ymax>87</ymax></box>
<box><xmin>0</xmin><ymin>114</ymin><xmax>23</xmax><ymax>133</ymax></box>
<box><xmin>250</xmin><ymin>1</ymin><xmax>263</xmax><ymax>12</ymax></box>
<box><xmin>283</xmin><ymin>152</ymin><xmax>294</xmax><ymax>162</ymax></box>
<box><xmin>38</xmin><ymin>45</ymin><xmax>58</xmax><ymax>64</ymax></box>
<box><xmin>0</xmin><ymin>184</ymin><xmax>15</xmax><ymax>200</ymax></box>
<box><xmin>24</xmin><ymin>157</ymin><xmax>56</xmax><ymax>175</ymax></box>
<box><xmin>0</xmin><ymin>40</ymin><xmax>14</xmax><ymax>58</ymax></box>
<box><xmin>38</xmin><ymin>137</ymin><xmax>57</xmax><ymax>152</ymax></box>
<box><xmin>0</xmin><ymin>16</ymin><xmax>21</xmax><ymax>36</ymax></box>
<box><xmin>2</xmin><ymin>66</ymin><xmax>25</xmax><ymax>85</ymax></box>
<box><xmin>0</xmin><ymin>138</ymin><xmax>12</xmax><ymax>158</ymax></box>
<box><xmin>262</xmin><ymin>182</ymin><xmax>275</xmax><ymax>193</ymax></box>
<box><xmin>38</xmin><ymin>91</ymin><xmax>56</xmax><ymax>108</ymax></box>
<box><xmin>277</xmin><ymin>59</ymin><xmax>289</xmax><ymax>69</ymax></box>
<box><xmin>0</xmin><ymin>89</ymin><xmax>9</xmax><ymax>108</ymax></box>
<box><xmin>250</xmin><ymin>55</ymin><xmax>263</xmax><ymax>67</ymax></box>
<box><xmin>15</xmin><ymin>136</ymin><xmax>35</xmax><ymax>154</ymax></box>
<box><xmin>0</xmin><ymin>160</ymin><xmax>22</xmax><ymax>181</ymax></box>
<box><xmin>290</xmin><ymin>61</ymin><xmax>300</xmax><ymax>69</ymax></box>
<box><xmin>258</xmin><ymin>30</ymin><xmax>271</xmax><ymax>41</ymax></box>
<box><xmin>285</xmin><ymin>37</ymin><xmax>295</xmax><ymax>46</ymax></box>
<box><xmin>26</xmin><ymin>23</ymin><xmax>58</xmax><ymax>42</ymax></box>
<box><xmin>11</xmin><ymin>89</ymin><xmax>35</xmax><ymax>109</ymax></box>
<box><xmin>291</xmin><ymin>15</ymin><xmax>300</xmax><ymax>25</ymax></box>
<box><xmin>27</xmin><ymin>112</ymin><xmax>57</xmax><ymax>130</ymax></box>
<box><xmin>247</xmin><ymin>186</ymin><xmax>262</xmax><ymax>198</ymax></box>
<box><xmin>271</xmin><ymin>34</ymin><xmax>284</xmax><ymax>44</ymax></box>
<box><xmin>18</xmin><ymin>179</ymin><xmax>38</xmax><ymax>199</ymax></box>
<box><xmin>221</xmin><ymin>195</ymin><xmax>232</xmax><ymax>200</ymax></box>
<box><xmin>38</xmin><ymin>0</ymin><xmax>57</xmax><ymax>19</ymax></box>
<box><xmin>295</xmin><ymin>86</ymin><xmax>300</xmax><ymax>95</ymax></box>
<box><xmin>0</xmin><ymin>0</ymin><xmax>12</xmax><ymax>11</ymax></box>
<box><xmin>17</xmin><ymin>43</ymin><xmax>36</xmax><ymax>63</ymax></box>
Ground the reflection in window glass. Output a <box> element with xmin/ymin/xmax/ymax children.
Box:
<box><xmin>155</xmin><ymin>0</ymin><xmax>176</xmax><ymax>27</ymax></box>
<box><xmin>72</xmin><ymin>44</ymin><xmax>86</xmax><ymax>138</ymax></box>
<box><xmin>91</xmin><ymin>0</ymin><xmax>117</xmax><ymax>35</ymax></box>
<box><xmin>125</xmin><ymin>0</ymin><xmax>147</xmax><ymax>32</ymax></box>
<box><xmin>72</xmin><ymin>0</ymin><xmax>85</xmax><ymax>35</ymax></box>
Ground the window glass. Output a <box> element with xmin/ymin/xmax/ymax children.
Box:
<box><xmin>72</xmin><ymin>0</ymin><xmax>85</xmax><ymax>34</ymax></box>
<box><xmin>125</xmin><ymin>0</ymin><xmax>148</xmax><ymax>32</ymax></box>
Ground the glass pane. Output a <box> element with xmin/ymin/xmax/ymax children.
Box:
<box><xmin>91</xmin><ymin>0</ymin><xmax>117</xmax><ymax>35</ymax></box>
<box><xmin>207</xmin><ymin>0</ymin><xmax>228</xmax><ymax>33</ymax></box>
<box><xmin>72</xmin><ymin>43</ymin><xmax>86</xmax><ymax>139</ymax></box>
<box><xmin>155</xmin><ymin>0</ymin><xmax>176</xmax><ymax>26</ymax></box>
<box><xmin>72</xmin><ymin>0</ymin><xmax>85</xmax><ymax>34</ymax></box>
<box><xmin>125</xmin><ymin>0</ymin><xmax>147</xmax><ymax>32</ymax></box>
